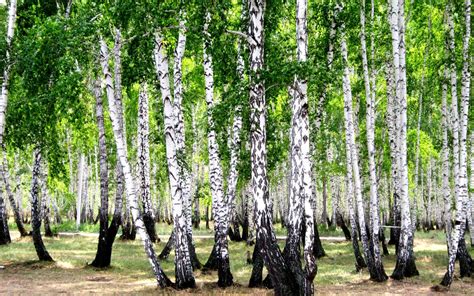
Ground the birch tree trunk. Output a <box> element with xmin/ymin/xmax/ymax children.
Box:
<box><xmin>389</xmin><ymin>0</ymin><xmax>418</xmax><ymax>279</ymax></box>
<box><xmin>283</xmin><ymin>1</ymin><xmax>317</xmax><ymax>294</ymax></box>
<box><xmin>247</xmin><ymin>1</ymin><xmax>298</xmax><ymax>294</ymax></box>
<box><xmin>469</xmin><ymin>133</ymin><xmax>474</xmax><ymax>247</ymax></box>
<box><xmin>341</xmin><ymin>25</ymin><xmax>378</xmax><ymax>279</ymax></box>
<box><xmin>440</xmin><ymin>0</ymin><xmax>471</xmax><ymax>287</ymax></box>
<box><xmin>90</xmin><ymin>79</ymin><xmax>113</xmax><ymax>268</ymax></box>
<box><xmin>100</xmin><ymin>38</ymin><xmax>172</xmax><ymax>288</ymax></box>
<box><xmin>30</xmin><ymin>149</ymin><xmax>53</xmax><ymax>261</ymax></box>
<box><xmin>138</xmin><ymin>83</ymin><xmax>159</xmax><ymax>243</ymax></box>
<box><xmin>386</xmin><ymin>1</ymin><xmax>401</xmax><ymax>248</ymax></box>
<box><xmin>1</xmin><ymin>151</ymin><xmax>27</xmax><ymax>236</ymax></box>
<box><xmin>172</xmin><ymin>14</ymin><xmax>201</xmax><ymax>270</ymax></box>
<box><xmin>0</xmin><ymin>0</ymin><xmax>17</xmax><ymax>147</ymax></box>
<box><xmin>0</xmin><ymin>0</ymin><xmax>18</xmax><ymax>244</ymax></box>
<box><xmin>359</xmin><ymin>0</ymin><xmax>387</xmax><ymax>281</ymax></box>
<box><xmin>153</xmin><ymin>32</ymin><xmax>195</xmax><ymax>288</ymax></box>
<box><xmin>76</xmin><ymin>153</ymin><xmax>85</xmax><ymax>228</ymax></box>
<box><xmin>202</xmin><ymin>13</ymin><xmax>233</xmax><ymax>287</ymax></box>
<box><xmin>40</xmin><ymin>164</ymin><xmax>53</xmax><ymax>237</ymax></box>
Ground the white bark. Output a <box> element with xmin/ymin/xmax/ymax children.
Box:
<box><xmin>153</xmin><ymin>32</ymin><xmax>194</xmax><ymax>287</ymax></box>
<box><xmin>341</xmin><ymin>26</ymin><xmax>373</xmax><ymax>274</ymax></box>
<box><xmin>100</xmin><ymin>38</ymin><xmax>170</xmax><ymax>287</ymax></box>
<box><xmin>442</xmin><ymin>0</ymin><xmax>471</xmax><ymax>286</ymax></box>
<box><xmin>0</xmin><ymin>0</ymin><xmax>17</xmax><ymax>146</ymax></box>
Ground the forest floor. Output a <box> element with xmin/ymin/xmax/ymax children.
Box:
<box><xmin>1</xmin><ymin>223</ymin><xmax>473</xmax><ymax>295</ymax></box>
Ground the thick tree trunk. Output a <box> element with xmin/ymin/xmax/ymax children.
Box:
<box><xmin>247</xmin><ymin>1</ymin><xmax>298</xmax><ymax>295</ymax></box>
<box><xmin>30</xmin><ymin>149</ymin><xmax>53</xmax><ymax>261</ymax></box>
<box><xmin>283</xmin><ymin>1</ymin><xmax>317</xmax><ymax>293</ymax></box>
<box><xmin>100</xmin><ymin>37</ymin><xmax>171</xmax><ymax>288</ymax></box>
<box><xmin>137</xmin><ymin>83</ymin><xmax>159</xmax><ymax>243</ymax></box>
<box><xmin>153</xmin><ymin>31</ymin><xmax>194</xmax><ymax>288</ymax></box>
<box><xmin>202</xmin><ymin>12</ymin><xmax>233</xmax><ymax>287</ymax></box>
<box><xmin>90</xmin><ymin>79</ymin><xmax>112</xmax><ymax>268</ymax></box>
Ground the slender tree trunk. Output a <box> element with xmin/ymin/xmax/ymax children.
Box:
<box><xmin>0</xmin><ymin>0</ymin><xmax>17</xmax><ymax>147</ymax></box>
<box><xmin>76</xmin><ymin>153</ymin><xmax>85</xmax><ymax>229</ymax></box>
<box><xmin>360</xmin><ymin>0</ymin><xmax>387</xmax><ymax>281</ymax></box>
<box><xmin>138</xmin><ymin>83</ymin><xmax>159</xmax><ymax>243</ymax></box>
<box><xmin>469</xmin><ymin>133</ymin><xmax>474</xmax><ymax>247</ymax></box>
<box><xmin>389</xmin><ymin>0</ymin><xmax>418</xmax><ymax>279</ymax></box>
<box><xmin>100</xmin><ymin>37</ymin><xmax>172</xmax><ymax>288</ymax></box>
<box><xmin>40</xmin><ymin>164</ymin><xmax>53</xmax><ymax>237</ymax></box>
<box><xmin>202</xmin><ymin>12</ymin><xmax>233</xmax><ymax>287</ymax></box>
<box><xmin>1</xmin><ymin>151</ymin><xmax>27</xmax><ymax>236</ymax></box>
<box><xmin>0</xmin><ymin>0</ymin><xmax>17</xmax><ymax>243</ymax></box>
<box><xmin>341</xmin><ymin>25</ymin><xmax>377</xmax><ymax>278</ymax></box>
<box><xmin>440</xmin><ymin>0</ymin><xmax>471</xmax><ymax>287</ymax></box>
<box><xmin>153</xmin><ymin>31</ymin><xmax>194</xmax><ymax>288</ymax></box>
<box><xmin>30</xmin><ymin>149</ymin><xmax>53</xmax><ymax>261</ymax></box>
<box><xmin>247</xmin><ymin>1</ymin><xmax>298</xmax><ymax>295</ymax></box>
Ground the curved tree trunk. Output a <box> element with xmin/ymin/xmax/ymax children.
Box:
<box><xmin>30</xmin><ymin>149</ymin><xmax>53</xmax><ymax>261</ymax></box>
<box><xmin>100</xmin><ymin>37</ymin><xmax>172</xmax><ymax>288</ymax></box>
<box><xmin>153</xmin><ymin>31</ymin><xmax>195</xmax><ymax>288</ymax></box>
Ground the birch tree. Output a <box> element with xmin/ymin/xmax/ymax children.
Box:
<box><xmin>100</xmin><ymin>37</ymin><xmax>172</xmax><ymax>288</ymax></box>
<box><xmin>137</xmin><ymin>83</ymin><xmax>159</xmax><ymax>243</ymax></box>
<box><xmin>359</xmin><ymin>0</ymin><xmax>387</xmax><ymax>281</ymax></box>
<box><xmin>202</xmin><ymin>12</ymin><xmax>233</xmax><ymax>287</ymax></box>
<box><xmin>30</xmin><ymin>149</ymin><xmax>53</xmax><ymax>261</ymax></box>
<box><xmin>247</xmin><ymin>1</ymin><xmax>298</xmax><ymax>294</ymax></box>
<box><xmin>283</xmin><ymin>0</ymin><xmax>316</xmax><ymax>294</ymax></box>
<box><xmin>440</xmin><ymin>0</ymin><xmax>471</xmax><ymax>287</ymax></box>
<box><xmin>153</xmin><ymin>31</ymin><xmax>195</xmax><ymax>289</ymax></box>
<box><xmin>389</xmin><ymin>0</ymin><xmax>418</xmax><ymax>279</ymax></box>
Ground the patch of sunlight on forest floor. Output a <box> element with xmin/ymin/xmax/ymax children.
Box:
<box><xmin>1</xmin><ymin>224</ymin><xmax>473</xmax><ymax>295</ymax></box>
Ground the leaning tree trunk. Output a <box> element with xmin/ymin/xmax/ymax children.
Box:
<box><xmin>341</xmin><ymin>26</ymin><xmax>375</xmax><ymax>277</ymax></box>
<box><xmin>247</xmin><ymin>1</ymin><xmax>298</xmax><ymax>295</ymax></box>
<box><xmin>30</xmin><ymin>149</ymin><xmax>53</xmax><ymax>261</ymax></box>
<box><xmin>100</xmin><ymin>37</ymin><xmax>172</xmax><ymax>288</ymax></box>
<box><xmin>171</xmin><ymin>14</ymin><xmax>201</xmax><ymax>270</ymax></box>
<box><xmin>1</xmin><ymin>151</ymin><xmax>27</xmax><ymax>236</ymax></box>
<box><xmin>440</xmin><ymin>0</ymin><xmax>471</xmax><ymax>288</ymax></box>
<box><xmin>153</xmin><ymin>31</ymin><xmax>195</xmax><ymax>288</ymax></box>
<box><xmin>359</xmin><ymin>0</ymin><xmax>387</xmax><ymax>281</ymax></box>
<box><xmin>202</xmin><ymin>12</ymin><xmax>233</xmax><ymax>287</ymax></box>
<box><xmin>389</xmin><ymin>0</ymin><xmax>418</xmax><ymax>280</ymax></box>
<box><xmin>137</xmin><ymin>83</ymin><xmax>159</xmax><ymax>243</ymax></box>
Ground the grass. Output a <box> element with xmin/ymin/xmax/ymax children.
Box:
<box><xmin>1</xmin><ymin>222</ymin><xmax>473</xmax><ymax>295</ymax></box>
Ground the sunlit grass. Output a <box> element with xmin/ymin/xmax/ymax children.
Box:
<box><xmin>1</xmin><ymin>223</ymin><xmax>473</xmax><ymax>294</ymax></box>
